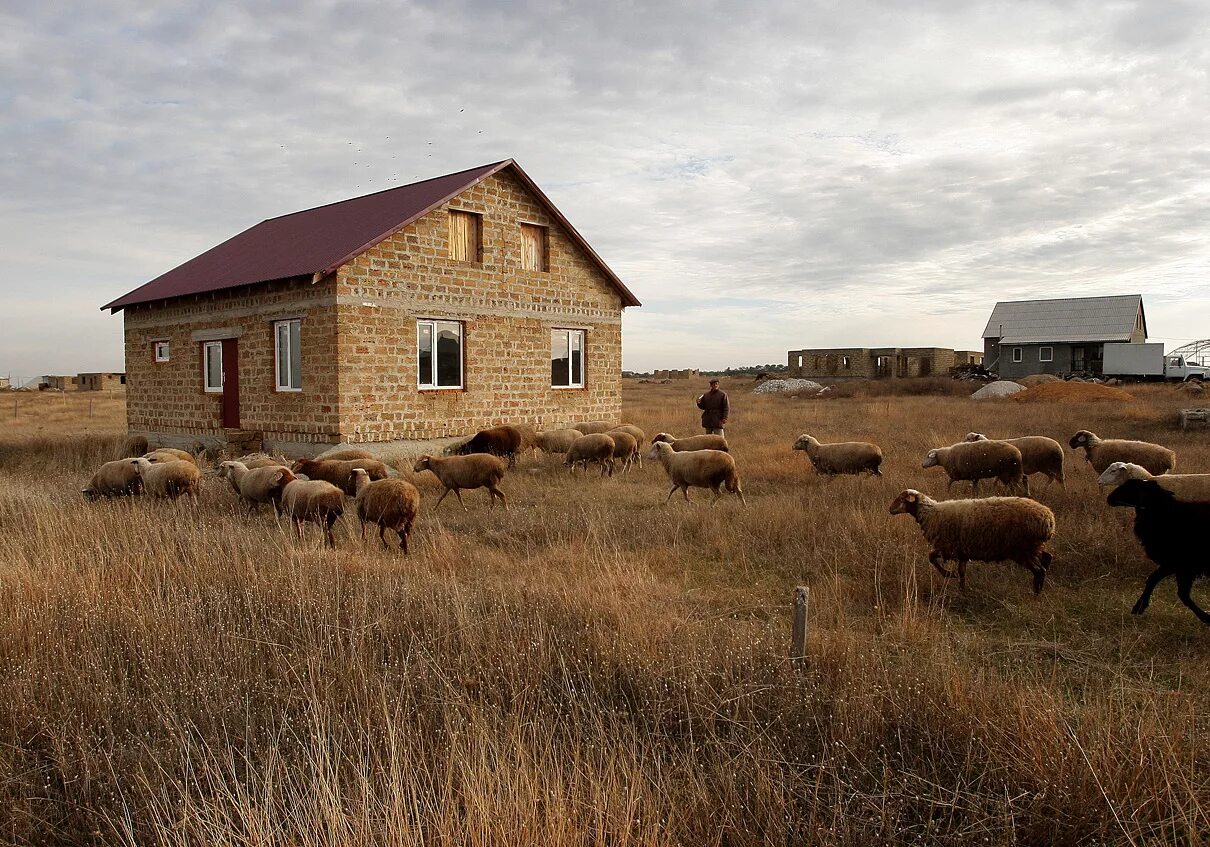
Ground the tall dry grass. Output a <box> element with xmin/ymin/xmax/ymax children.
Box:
<box><xmin>0</xmin><ymin>381</ymin><xmax>1207</xmax><ymax>845</ymax></box>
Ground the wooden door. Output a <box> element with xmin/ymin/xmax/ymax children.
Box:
<box><xmin>221</xmin><ymin>338</ymin><xmax>240</xmax><ymax>428</ymax></box>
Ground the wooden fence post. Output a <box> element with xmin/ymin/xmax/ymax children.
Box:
<box><xmin>791</xmin><ymin>585</ymin><xmax>809</xmax><ymax>668</ymax></box>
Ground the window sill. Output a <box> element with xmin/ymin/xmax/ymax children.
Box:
<box><xmin>275</xmin><ymin>387</ymin><xmax>303</xmax><ymax>393</ymax></box>
<box><xmin>552</xmin><ymin>385</ymin><xmax>586</xmax><ymax>390</ymax></box>
<box><xmin>204</xmin><ymin>388</ymin><xmax>223</xmax><ymax>394</ymax></box>
<box><xmin>418</xmin><ymin>386</ymin><xmax>465</xmax><ymax>392</ymax></box>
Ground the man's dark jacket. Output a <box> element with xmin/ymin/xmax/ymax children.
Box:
<box><xmin>696</xmin><ymin>388</ymin><xmax>729</xmax><ymax>429</ymax></box>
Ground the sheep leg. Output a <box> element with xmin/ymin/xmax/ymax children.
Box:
<box><xmin>928</xmin><ymin>551</ymin><xmax>956</xmax><ymax>579</ymax></box>
<box><xmin>957</xmin><ymin>560</ymin><xmax>968</xmax><ymax>590</ymax></box>
<box><xmin>434</xmin><ymin>487</ymin><xmax>452</xmax><ymax>510</ymax></box>
<box><xmin>710</xmin><ymin>484</ymin><xmax>723</xmax><ymax>505</ymax></box>
<box><xmin>454</xmin><ymin>489</ymin><xmax>467</xmax><ymax>512</ymax></box>
<box><xmin>489</xmin><ymin>485</ymin><xmax>507</xmax><ymax>509</ymax></box>
<box><xmin>379</xmin><ymin>524</ymin><xmax>389</xmax><ymax>550</ymax></box>
<box><xmin>323</xmin><ymin>513</ymin><xmax>337</xmax><ymax>549</ymax></box>
<box><xmin>663</xmin><ymin>484</ymin><xmax>679</xmax><ymax>505</ymax></box>
<box><xmin>970</xmin><ymin>479</ymin><xmax>980</xmax><ymax>496</ymax></box>
<box><xmin>1131</xmin><ymin>566</ymin><xmax>1173</xmax><ymax>615</ymax></box>
<box><xmin>1175</xmin><ymin>573</ymin><xmax>1210</xmax><ymax>625</ymax></box>
<box><xmin>294</xmin><ymin>518</ymin><xmax>304</xmax><ymax>542</ymax></box>
<box><xmin>1018</xmin><ymin>555</ymin><xmax>1046</xmax><ymax>594</ymax></box>
<box><xmin>682</xmin><ymin>486</ymin><xmax>692</xmax><ymax>504</ymax></box>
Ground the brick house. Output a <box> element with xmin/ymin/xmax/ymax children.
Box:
<box><xmin>787</xmin><ymin>347</ymin><xmax>970</xmax><ymax>379</ymax></box>
<box><xmin>103</xmin><ymin>160</ymin><xmax>640</xmax><ymax>453</ymax></box>
<box><xmin>982</xmin><ymin>295</ymin><xmax>1145</xmax><ymax>380</ymax></box>
<box><xmin>77</xmin><ymin>372</ymin><xmax>126</xmax><ymax>391</ymax></box>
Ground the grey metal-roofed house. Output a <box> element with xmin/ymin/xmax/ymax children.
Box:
<box><xmin>982</xmin><ymin>295</ymin><xmax>1147</xmax><ymax>379</ymax></box>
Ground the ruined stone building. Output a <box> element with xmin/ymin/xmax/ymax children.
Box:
<box><xmin>786</xmin><ymin>347</ymin><xmax>982</xmax><ymax>380</ymax></box>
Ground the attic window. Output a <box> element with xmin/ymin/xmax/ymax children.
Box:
<box><xmin>449</xmin><ymin>210</ymin><xmax>481</xmax><ymax>263</ymax></box>
<box><xmin>520</xmin><ymin>223</ymin><xmax>548</xmax><ymax>271</ymax></box>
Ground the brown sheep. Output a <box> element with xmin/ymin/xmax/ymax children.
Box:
<box><xmin>1069</xmin><ymin>430</ymin><xmax>1175</xmax><ymax>476</ymax></box>
<box><xmin>218</xmin><ymin>461</ymin><xmax>295</xmax><ymax>514</ymax></box>
<box><xmin>143</xmin><ymin>448</ymin><xmax>198</xmax><ymax>466</ymax></box>
<box><xmin>536</xmin><ymin>428</ymin><xmax>584</xmax><ymax>454</ymax></box>
<box><xmin>650</xmin><ymin>432</ymin><xmax>729</xmax><ymax>452</ymax></box>
<box><xmin>889</xmin><ymin>489</ymin><xmax>1055</xmax><ymax>594</ymax></box>
<box><xmin>83</xmin><ymin>459</ymin><xmax>144</xmax><ymax>500</ymax></box>
<box><xmin>608</xmin><ymin>431</ymin><xmax>639</xmax><ymax>473</ymax></box>
<box><xmin>320</xmin><ymin>448</ymin><xmax>376</xmax><ymax>462</ymax></box>
<box><xmin>131</xmin><ymin>458</ymin><xmax>201</xmax><ymax>502</ymax></box>
<box><xmin>573</xmin><ymin>420</ymin><xmax>615</xmax><ymax>434</ymax></box>
<box><xmin>648</xmin><ymin>442</ymin><xmax>745</xmax><ymax>505</ymax></box>
<box><xmin>414</xmin><ymin>454</ymin><xmax>507</xmax><ymax>510</ymax></box>
<box><xmin>609</xmin><ymin>424</ymin><xmax>647</xmax><ymax>468</ymax></box>
<box><xmin>963</xmin><ymin>433</ymin><xmax>1065</xmax><ymax>488</ymax></box>
<box><xmin>565</xmin><ymin>433</ymin><xmax>616</xmax><ymax>477</ymax></box>
<box><xmin>451</xmin><ymin>426</ymin><xmax>524</xmax><ymax>468</ymax></box>
<box><xmin>281</xmin><ymin>478</ymin><xmax>345</xmax><ymax>548</ymax></box>
<box><xmin>351</xmin><ymin>468</ymin><xmax>421</xmax><ymax>553</ymax></box>
<box><xmin>292</xmin><ymin>458</ymin><xmax>390</xmax><ymax>495</ymax></box>
<box><xmin>922</xmin><ymin>440</ymin><xmax>1027</xmax><ymax>496</ymax></box>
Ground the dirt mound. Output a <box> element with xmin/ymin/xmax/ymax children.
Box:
<box><xmin>1018</xmin><ymin>373</ymin><xmax>1061</xmax><ymax>387</ymax></box>
<box><xmin>1012</xmin><ymin>382</ymin><xmax>1134</xmax><ymax>403</ymax></box>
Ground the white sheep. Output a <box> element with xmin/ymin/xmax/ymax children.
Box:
<box><xmin>792</xmin><ymin>434</ymin><xmax>882</xmax><ymax>476</ymax></box>
<box><xmin>573</xmin><ymin>420</ymin><xmax>615</xmax><ymax>434</ymax></box>
<box><xmin>650</xmin><ymin>432</ymin><xmax>729</xmax><ymax>452</ymax></box>
<box><xmin>281</xmin><ymin>478</ymin><xmax>345</xmax><ymax>548</ymax></box>
<box><xmin>413</xmin><ymin>454</ymin><xmax>507</xmax><ymax>510</ymax></box>
<box><xmin>648</xmin><ymin>442</ymin><xmax>746</xmax><ymax>505</ymax></box>
<box><xmin>218</xmin><ymin>460</ymin><xmax>295</xmax><ymax>514</ymax></box>
<box><xmin>608</xmin><ymin>431</ymin><xmax>640</xmax><ymax>473</ymax></box>
<box><xmin>963</xmin><ymin>433</ymin><xmax>1065</xmax><ymax>488</ymax></box>
<box><xmin>82</xmin><ymin>459</ymin><xmax>144</xmax><ymax>500</ymax></box>
<box><xmin>1097</xmin><ymin>461</ymin><xmax>1210</xmax><ymax>502</ymax></box>
<box><xmin>889</xmin><ymin>489</ymin><xmax>1055</xmax><ymax>594</ymax></box>
<box><xmin>609</xmin><ymin>424</ymin><xmax>647</xmax><ymax>468</ymax></box>
<box><xmin>143</xmin><ymin>448</ymin><xmax>198</xmax><ymax>466</ymax></box>
<box><xmin>535</xmin><ymin>428</ymin><xmax>584</xmax><ymax>454</ymax></box>
<box><xmin>1069</xmin><ymin>430</ymin><xmax>1175</xmax><ymax>476</ymax></box>
<box><xmin>922</xmin><ymin>440</ymin><xmax>1027</xmax><ymax>495</ymax></box>
<box><xmin>565</xmin><ymin>433</ymin><xmax>616</xmax><ymax>477</ymax></box>
<box><xmin>351</xmin><ymin>468</ymin><xmax>421</xmax><ymax>552</ymax></box>
<box><xmin>130</xmin><ymin>457</ymin><xmax>201</xmax><ymax>501</ymax></box>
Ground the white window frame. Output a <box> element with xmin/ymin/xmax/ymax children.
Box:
<box><xmin>551</xmin><ymin>328</ymin><xmax>586</xmax><ymax>389</ymax></box>
<box><xmin>1039</xmin><ymin>346</ymin><xmax>1053</xmax><ymax>363</ymax></box>
<box><xmin>203</xmin><ymin>341</ymin><xmax>224</xmax><ymax>393</ymax></box>
<box><xmin>1012</xmin><ymin>347</ymin><xmax>1023</xmax><ymax>363</ymax></box>
<box><xmin>154</xmin><ymin>340</ymin><xmax>170</xmax><ymax>362</ymax></box>
<box><xmin>417</xmin><ymin>319</ymin><xmax>463</xmax><ymax>390</ymax></box>
<box><xmin>274</xmin><ymin>319</ymin><xmax>302</xmax><ymax>392</ymax></box>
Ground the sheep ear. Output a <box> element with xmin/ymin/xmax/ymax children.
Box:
<box><xmin>904</xmin><ymin>491</ymin><xmax>917</xmax><ymax>502</ymax></box>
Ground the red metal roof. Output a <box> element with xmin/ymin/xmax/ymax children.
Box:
<box><xmin>103</xmin><ymin>159</ymin><xmax>640</xmax><ymax>311</ymax></box>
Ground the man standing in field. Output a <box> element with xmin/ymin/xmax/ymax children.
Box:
<box><xmin>696</xmin><ymin>378</ymin><xmax>729</xmax><ymax>437</ymax></box>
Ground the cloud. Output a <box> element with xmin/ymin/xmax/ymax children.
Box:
<box><xmin>1</xmin><ymin>0</ymin><xmax>1209</xmax><ymax>378</ymax></box>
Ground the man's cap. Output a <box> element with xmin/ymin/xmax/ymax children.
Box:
<box><xmin>709</xmin><ymin>378</ymin><xmax>720</xmax><ymax>384</ymax></box>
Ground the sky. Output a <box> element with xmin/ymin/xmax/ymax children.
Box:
<box><xmin>3</xmin><ymin>0</ymin><xmax>1210</xmax><ymax>380</ymax></box>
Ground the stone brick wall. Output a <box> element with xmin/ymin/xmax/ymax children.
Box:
<box><xmin>788</xmin><ymin>348</ymin><xmax>874</xmax><ymax>379</ymax></box>
<box><xmin>123</xmin><ymin>278</ymin><xmax>342</xmax><ymax>448</ymax></box>
<box><xmin>335</xmin><ymin>169</ymin><xmax>624</xmax><ymax>440</ymax></box>
<box><xmin>121</xmin><ymin>168</ymin><xmax>628</xmax><ymax>448</ymax></box>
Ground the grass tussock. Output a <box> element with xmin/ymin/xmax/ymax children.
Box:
<box><xmin>0</xmin><ymin>380</ymin><xmax>1208</xmax><ymax>845</ymax></box>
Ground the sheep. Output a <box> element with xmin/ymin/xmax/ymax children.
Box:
<box><xmin>574</xmin><ymin>420</ymin><xmax>615</xmax><ymax>434</ymax></box>
<box><xmin>1069</xmin><ymin>430</ymin><xmax>1175</xmax><ymax>476</ymax></box>
<box><xmin>922</xmin><ymin>440</ymin><xmax>1027</xmax><ymax>496</ymax></box>
<box><xmin>1106</xmin><ymin>478</ymin><xmax>1210</xmax><ymax>626</ymax></box>
<box><xmin>565</xmin><ymin>433</ymin><xmax>616</xmax><ymax>477</ymax></box>
<box><xmin>1098</xmin><ymin>462</ymin><xmax>1210</xmax><ymax>502</ymax></box>
<box><xmin>889</xmin><ymin>489</ymin><xmax>1055</xmax><ymax>594</ymax></box>
<box><xmin>130</xmin><ymin>457</ymin><xmax>201</xmax><ymax>502</ymax></box>
<box><xmin>82</xmin><ymin>459</ymin><xmax>144</xmax><ymax>500</ymax></box>
<box><xmin>281</xmin><ymin>478</ymin><xmax>345</xmax><ymax>548</ymax></box>
<box><xmin>647</xmin><ymin>442</ymin><xmax>745</xmax><ymax>505</ymax></box>
<box><xmin>143</xmin><ymin>448</ymin><xmax>198</xmax><ymax>466</ymax></box>
<box><xmin>650</xmin><ymin>432</ymin><xmax>729</xmax><ymax>452</ymax></box>
<box><xmin>608</xmin><ymin>430</ymin><xmax>639</xmax><ymax>473</ymax></box>
<box><xmin>217</xmin><ymin>460</ymin><xmax>295</xmax><ymax>514</ymax></box>
<box><xmin>609</xmin><ymin>424</ymin><xmax>647</xmax><ymax>468</ymax></box>
<box><xmin>292</xmin><ymin>457</ymin><xmax>390</xmax><ymax>495</ymax></box>
<box><xmin>121</xmin><ymin>434</ymin><xmax>149</xmax><ymax>457</ymax></box>
<box><xmin>351</xmin><ymin>468</ymin><xmax>421</xmax><ymax>552</ymax></box>
<box><xmin>242</xmin><ymin>455</ymin><xmax>291</xmax><ymax>470</ymax></box>
<box><xmin>535</xmin><ymin>428</ymin><xmax>584</xmax><ymax>454</ymax></box>
<box><xmin>413</xmin><ymin>453</ymin><xmax>507</xmax><ymax>510</ymax></box>
<box><xmin>792</xmin><ymin>434</ymin><xmax>882</xmax><ymax>476</ymax></box>
<box><xmin>451</xmin><ymin>425</ymin><xmax>524</xmax><ymax>468</ymax></box>
<box><xmin>320</xmin><ymin>448</ymin><xmax>376</xmax><ymax>462</ymax></box>
<box><xmin>963</xmin><ymin>433</ymin><xmax>1065</xmax><ymax>488</ymax></box>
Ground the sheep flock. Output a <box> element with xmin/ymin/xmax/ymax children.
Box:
<box><xmin>81</xmin><ymin>414</ymin><xmax>1207</xmax><ymax>626</ymax></box>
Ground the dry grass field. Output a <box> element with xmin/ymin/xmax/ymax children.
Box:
<box><xmin>0</xmin><ymin>381</ymin><xmax>1207</xmax><ymax>845</ymax></box>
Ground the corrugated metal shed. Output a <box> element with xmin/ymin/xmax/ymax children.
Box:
<box><xmin>981</xmin><ymin>295</ymin><xmax>1145</xmax><ymax>343</ymax></box>
<box><xmin>103</xmin><ymin>159</ymin><xmax>640</xmax><ymax>311</ymax></box>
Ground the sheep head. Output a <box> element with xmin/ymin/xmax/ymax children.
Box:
<box><xmin>650</xmin><ymin>433</ymin><xmax>675</xmax><ymax>444</ymax></box>
<box><xmin>1069</xmin><ymin>430</ymin><xmax>1095</xmax><ymax>450</ymax></box>
<box><xmin>412</xmin><ymin>455</ymin><xmax>433</xmax><ymax>473</ymax></box>
<box><xmin>963</xmin><ymin>432</ymin><xmax>988</xmax><ymax>442</ymax></box>
<box><xmin>889</xmin><ymin>489</ymin><xmax>922</xmax><ymax>516</ymax></box>
<box><xmin>922</xmin><ymin>449</ymin><xmax>941</xmax><ymax>469</ymax></box>
<box><xmin>792</xmin><ymin>435</ymin><xmax>817</xmax><ymax>452</ymax></box>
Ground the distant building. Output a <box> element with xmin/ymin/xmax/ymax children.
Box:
<box><xmin>982</xmin><ymin>295</ymin><xmax>1145</xmax><ymax>379</ymax></box>
<box><xmin>0</xmin><ymin>377</ymin><xmax>9</xmax><ymax>390</ymax></box>
<box><xmin>652</xmin><ymin>368</ymin><xmax>699</xmax><ymax>380</ymax></box>
<box><xmin>45</xmin><ymin>375</ymin><xmax>78</xmax><ymax>391</ymax></box>
<box><xmin>77</xmin><ymin>372</ymin><xmax>126</xmax><ymax>391</ymax></box>
<box><xmin>787</xmin><ymin>347</ymin><xmax>972</xmax><ymax>379</ymax></box>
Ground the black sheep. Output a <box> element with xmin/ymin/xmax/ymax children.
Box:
<box><xmin>1107</xmin><ymin>478</ymin><xmax>1210</xmax><ymax>626</ymax></box>
<box><xmin>453</xmin><ymin>425</ymin><xmax>523</xmax><ymax>468</ymax></box>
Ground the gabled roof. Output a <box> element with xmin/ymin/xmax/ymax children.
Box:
<box><xmin>103</xmin><ymin>159</ymin><xmax>639</xmax><ymax>311</ymax></box>
<box><xmin>981</xmin><ymin>295</ymin><xmax>1145</xmax><ymax>344</ymax></box>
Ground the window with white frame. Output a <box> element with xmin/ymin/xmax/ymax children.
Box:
<box><xmin>203</xmin><ymin>341</ymin><xmax>223</xmax><ymax>393</ymax></box>
<box><xmin>1039</xmin><ymin>346</ymin><xmax>1053</xmax><ymax>362</ymax></box>
<box><xmin>154</xmin><ymin>340</ymin><xmax>170</xmax><ymax>362</ymax></box>
<box><xmin>1012</xmin><ymin>347</ymin><xmax>1023</xmax><ymax>363</ymax></box>
<box><xmin>274</xmin><ymin>319</ymin><xmax>302</xmax><ymax>391</ymax></box>
<box><xmin>417</xmin><ymin>320</ymin><xmax>463</xmax><ymax>388</ymax></box>
<box><xmin>551</xmin><ymin>329</ymin><xmax>585</xmax><ymax>388</ymax></box>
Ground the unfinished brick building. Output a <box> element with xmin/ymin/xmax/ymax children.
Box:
<box><xmin>103</xmin><ymin>160</ymin><xmax>640</xmax><ymax>453</ymax></box>
<box><xmin>786</xmin><ymin>347</ymin><xmax>982</xmax><ymax>379</ymax></box>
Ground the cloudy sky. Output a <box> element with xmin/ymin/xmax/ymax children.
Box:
<box><xmin>3</xmin><ymin>0</ymin><xmax>1209</xmax><ymax>380</ymax></box>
